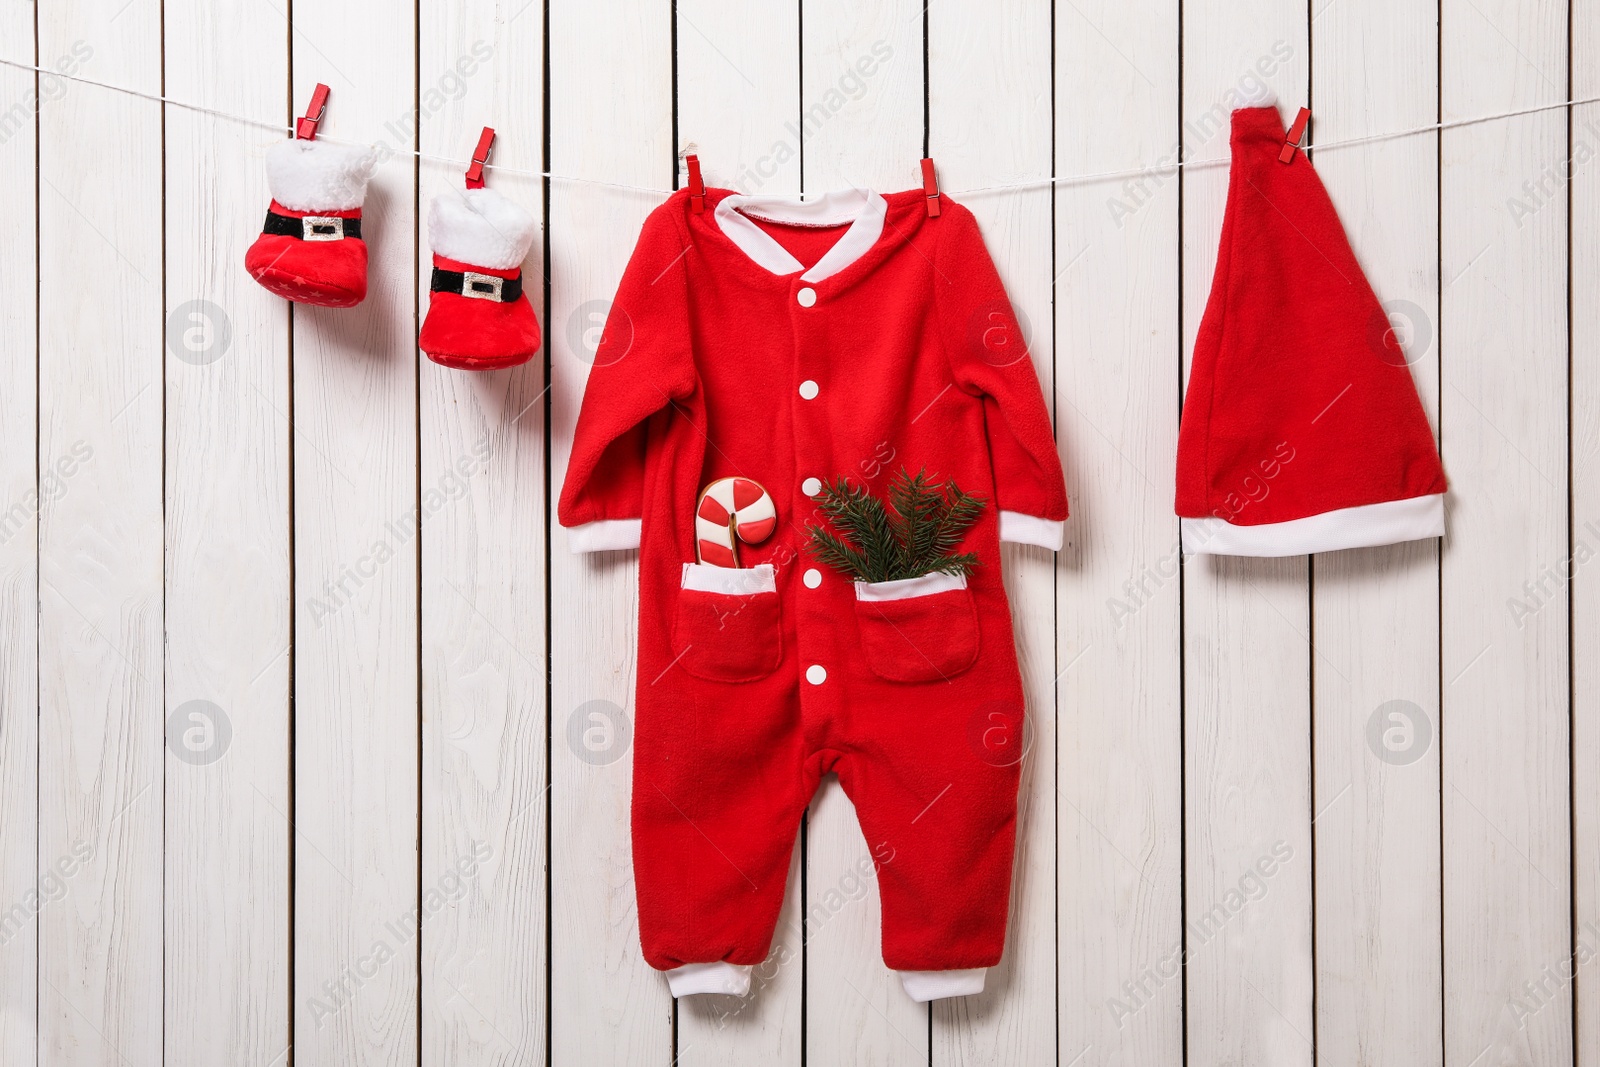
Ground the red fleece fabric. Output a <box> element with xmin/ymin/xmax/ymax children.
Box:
<box><xmin>558</xmin><ymin>188</ymin><xmax>1067</xmax><ymax>973</ymax></box>
<box><xmin>1176</xmin><ymin>107</ymin><xmax>1446</xmax><ymax>525</ymax></box>
<box><xmin>419</xmin><ymin>254</ymin><xmax>541</xmax><ymax>370</ymax></box>
<box><xmin>244</xmin><ymin>201</ymin><xmax>367</xmax><ymax>308</ymax></box>
<box><xmin>854</xmin><ymin>588</ymin><xmax>980</xmax><ymax>682</ymax></box>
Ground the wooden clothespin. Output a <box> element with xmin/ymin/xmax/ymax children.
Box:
<box><xmin>465</xmin><ymin>127</ymin><xmax>496</xmax><ymax>188</ymax></box>
<box><xmin>295</xmin><ymin>83</ymin><xmax>330</xmax><ymax>140</ymax></box>
<box><xmin>1279</xmin><ymin>107</ymin><xmax>1311</xmax><ymax>163</ymax></box>
<box><xmin>920</xmin><ymin>157</ymin><xmax>941</xmax><ymax>217</ymax></box>
<box><xmin>685</xmin><ymin>153</ymin><xmax>706</xmax><ymax>214</ymax></box>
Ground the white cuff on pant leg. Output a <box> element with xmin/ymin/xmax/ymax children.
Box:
<box><xmin>897</xmin><ymin>967</ymin><xmax>987</xmax><ymax>1002</ymax></box>
<box><xmin>665</xmin><ymin>961</ymin><xmax>753</xmax><ymax>997</ymax></box>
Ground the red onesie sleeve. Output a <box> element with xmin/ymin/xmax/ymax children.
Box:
<box><xmin>558</xmin><ymin>199</ymin><xmax>697</xmax><ymax>552</ymax></box>
<box><xmin>934</xmin><ymin>203</ymin><xmax>1069</xmax><ymax>550</ymax></box>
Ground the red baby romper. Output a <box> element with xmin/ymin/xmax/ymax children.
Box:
<box><xmin>558</xmin><ymin>184</ymin><xmax>1068</xmax><ymax>1002</ymax></box>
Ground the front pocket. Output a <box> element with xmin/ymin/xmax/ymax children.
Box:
<box><xmin>673</xmin><ymin>563</ymin><xmax>783</xmax><ymax>682</ymax></box>
<box><xmin>853</xmin><ymin>572</ymin><xmax>980</xmax><ymax>683</ymax></box>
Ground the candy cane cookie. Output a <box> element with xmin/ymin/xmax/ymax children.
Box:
<box><xmin>695</xmin><ymin>477</ymin><xmax>776</xmax><ymax>567</ymax></box>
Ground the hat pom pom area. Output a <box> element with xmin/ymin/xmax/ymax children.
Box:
<box><xmin>244</xmin><ymin>138</ymin><xmax>379</xmax><ymax>307</ymax></box>
<box><xmin>419</xmin><ymin>185</ymin><xmax>542</xmax><ymax>371</ymax></box>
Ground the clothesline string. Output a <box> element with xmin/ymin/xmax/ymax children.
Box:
<box><xmin>3</xmin><ymin>56</ymin><xmax>1596</xmax><ymax>197</ymax></box>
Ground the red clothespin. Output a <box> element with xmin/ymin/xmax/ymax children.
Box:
<box><xmin>685</xmin><ymin>153</ymin><xmax>705</xmax><ymax>214</ymax></box>
<box><xmin>920</xmin><ymin>157</ymin><xmax>941</xmax><ymax>217</ymax></box>
<box><xmin>465</xmin><ymin>127</ymin><xmax>495</xmax><ymax>188</ymax></box>
<box><xmin>1279</xmin><ymin>107</ymin><xmax>1311</xmax><ymax>163</ymax></box>
<box><xmin>295</xmin><ymin>83</ymin><xmax>331</xmax><ymax>140</ymax></box>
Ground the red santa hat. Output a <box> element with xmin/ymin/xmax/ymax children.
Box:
<box><xmin>419</xmin><ymin>184</ymin><xmax>541</xmax><ymax>370</ymax></box>
<box><xmin>1176</xmin><ymin>100</ymin><xmax>1447</xmax><ymax>556</ymax></box>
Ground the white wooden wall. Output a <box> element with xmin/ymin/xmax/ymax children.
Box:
<box><xmin>0</xmin><ymin>0</ymin><xmax>1592</xmax><ymax>1064</ymax></box>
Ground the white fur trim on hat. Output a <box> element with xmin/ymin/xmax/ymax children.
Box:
<box><xmin>265</xmin><ymin>138</ymin><xmax>377</xmax><ymax>213</ymax></box>
<box><xmin>428</xmin><ymin>186</ymin><xmax>538</xmax><ymax>271</ymax></box>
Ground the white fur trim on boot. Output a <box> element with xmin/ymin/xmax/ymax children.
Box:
<box><xmin>265</xmin><ymin>138</ymin><xmax>377</xmax><ymax>213</ymax></box>
<box><xmin>665</xmin><ymin>962</ymin><xmax>753</xmax><ymax>997</ymax></box>
<box><xmin>429</xmin><ymin>186</ymin><xmax>538</xmax><ymax>271</ymax></box>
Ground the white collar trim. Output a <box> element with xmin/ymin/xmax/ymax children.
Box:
<box><xmin>714</xmin><ymin>189</ymin><xmax>887</xmax><ymax>283</ymax></box>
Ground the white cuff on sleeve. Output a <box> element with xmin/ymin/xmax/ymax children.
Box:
<box><xmin>897</xmin><ymin>967</ymin><xmax>987</xmax><ymax>1002</ymax></box>
<box><xmin>998</xmin><ymin>510</ymin><xmax>1064</xmax><ymax>551</ymax></box>
<box><xmin>566</xmin><ymin>518</ymin><xmax>642</xmax><ymax>554</ymax></box>
<box><xmin>665</xmin><ymin>961</ymin><xmax>753</xmax><ymax>997</ymax></box>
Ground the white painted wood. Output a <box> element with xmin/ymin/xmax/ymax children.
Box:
<box><xmin>416</xmin><ymin>7</ymin><xmax>548</xmax><ymax>1067</ymax></box>
<box><xmin>35</xmin><ymin>1</ymin><xmax>164</xmax><ymax>1065</ymax></box>
<box><xmin>1574</xmin><ymin>0</ymin><xmax>1600</xmax><ymax>1061</ymax></box>
<box><xmin>4</xmin><ymin>6</ymin><xmax>1598</xmax><ymax>1066</ymax></box>
<box><xmin>927</xmin><ymin>2</ymin><xmax>1055</xmax><ymax>1063</ymax></box>
<box><xmin>1179</xmin><ymin>5</ymin><xmax>1315</xmax><ymax>1066</ymax></box>
<box><xmin>796</xmin><ymin>2</ymin><xmax>927</xmax><ymax>1063</ymax></box>
<box><xmin>547</xmin><ymin>0</ymin><xmax>675</xmax><ymax>1062</ymax></box>
<box><xmin>1053</xmin><ymin>0</ymin><xmax>1185</xmax><ymax>1062</ymax></box>
<box><xmin>162</xmin><ymin>0</ymin><xmax>291</xmax><ymax>1064</ymax></box>
<box><xmin>677</xmin><ymin>0</ymin><xmax>801</xmax><ymax>196</ymax></box>
<box><xmin>1439</xmin><ymin>1</ymin><xmax>1573</xmax><ymax>1064</ymax></box>
<box><xmin>1308</xmin><ymin>5</ymin><xmax>1444</xmax><ymax>1065</ymax></box>
<box><xmin>673</xmin><ymin>6</ymin><xmax>804</xmax><ymax>1061</ymax></box>
<box><xmin>0</xmin><ymin>10</ymin><xmax>38</xmax><ymax>1066</ymax></box>
<box><xmin>288</xmin><ymin>14</ymin><xmax>420</xmax><ymax>1067</ymax></box>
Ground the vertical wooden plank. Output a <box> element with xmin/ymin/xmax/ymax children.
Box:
<box><xmin>0</xmin><ymin>8</ymin><xmax>38</xmax><ymax>1065</ymax></box>
<box><xmin>672</xmin><ymin>4</ymin><xmax>804</xmax><ymax>1062</ymax></box>
<box><xmin>548</xmin><ymin>0</ymin><xmax>674</xmax><ymax>1062</ymax></box>
<box><xmin>289</xmin><ymin>6</ymin><xmax>420</xmax><ymax>1065</ymax></box>
<box><xmin>797</xmin><ymin>1</ymin><xmax>927</xmax><ymax>1063</ymax></box>
<box><xmin>677</xmin><ymin>0</ymin><xmax>800</xmax><ymax>195</ymax></box>
<box><xmin>1053</xmin><ymin>0</ymin><xmax>1185</xmax><ymax>1061</ymax></box>
<box><xmin>1575</xmin><ymin>0</ymin><xmax>1600</xmax><ymax>1060</ymax></box>
<box><xmin>35</xmin><ymin>0</ymin><xmax>163</xmax><ymax>1064</ymax></box>
<box><xmin>416</xmin><ymin>6</ymin><xmax>548</xmax><ymax>1066</ymax></box>
<box><xmin>1308</xmin><ymin>4</ymin><xmax>1444</xmax><ymax>1065</ymax></box>
<box><xmin>1440</xmin><ymin>1</ymin><xmax>1572</xmax><ymax>1063</ymax></box>
<box><xmin>163</xmin><ymin>0</ymin><xmax>290</xmax><ymax>1064</ymax></box>
<box><xmin>927</xmin><ymin>2</ymin><xmax>1055</xmax><ymax>1064</ymax></box>
<box><xmin>1179</xmin><ymin>7</ymin><xmax>1314</xmax><ymax>1067</ymax></box>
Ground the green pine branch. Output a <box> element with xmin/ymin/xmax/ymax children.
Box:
<box><xmin>805</xmin><ymin>467</ymin><xmax>986</xmax><ymax>583</ymax></box>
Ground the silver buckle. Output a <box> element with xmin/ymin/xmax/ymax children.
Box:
<box><xmin>301</xmin><ymin>215</ymin><xmax>345</xmax><ymax>241</ymax></box>
<box><xmin>460</xmin><ymin>271</ymin><xmax>504</xmax><ymax>301</ymax></box>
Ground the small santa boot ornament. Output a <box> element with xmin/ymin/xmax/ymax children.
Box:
<box><xmin>245</xmin><ymin>84</ymin><xmax>377</xmax><ymax>308</ymax></box>
<box><xmin>419</xmin><ymin>128</ymin><xmax>541</xmax><ymax>370</ymax></box>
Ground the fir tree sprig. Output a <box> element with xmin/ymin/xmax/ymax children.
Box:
<box><xmin>805</xmin><ymin>467</ymin><xmax>986</xmax><ymax>583</ymax></box>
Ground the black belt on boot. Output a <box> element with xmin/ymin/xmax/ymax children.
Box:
<box><xmin>262</xmin><ymin>210</ymin><xmax>362</xmax><ymax>241</ymax></box>
<box><xmin>431</xmin><ymin>267</ymin><xmax>523</xmax><ymax>303</ymax></box>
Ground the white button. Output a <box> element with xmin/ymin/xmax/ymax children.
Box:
<box><xmin>797</xmin><ymin>287</ymin><xmax>817</xmax><ymax>307</ymax></box>
<box><xmin>802</xmin><ymin>477</ymin><xmax>822</xmax><ymax>497</ymax></box>
<box><xmin>803</xmin><ymin>568</ymin><xmax>822</xmax><ymax>588</ymax></box>
<box><xmin>798</xmin><ymin>379</ymin><xmax>819</xmax><ymax>400</ymax></box>
<box><xmin>806</xmin><ymin>664</ymin><xmax>827</xmax><ymax>685</ymax></box>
